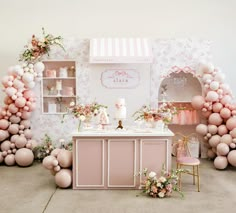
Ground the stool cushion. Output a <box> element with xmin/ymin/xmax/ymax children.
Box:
<box><xmin>177</xmin><ymin>157</ymin><xmax>200</xmax><ymax>165</ymax></box>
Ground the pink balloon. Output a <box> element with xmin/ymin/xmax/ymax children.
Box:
<box><xmin>207</xmin><ymin>149</ymin><xmax>216</xmax><ymax>159</ymax></box>
<box><xmin>227</xmin><ymin>150</ymin><xmax>236</xmax><ymax>167</ymax></box>
<box><xmin>4</xmin><ymin>96</ymin><xmax>13</xmax><ymax>105</ymax></box>
<box><xmin>24</xmin><ymin>129</ymin><xmax>33</xmax><ymax>139</ymax></box>
<box><xmin>54</xmin><ymin>165</ymin><xmax>61</xmax><ymax>172</ymax></box>
<box><xmin>208</xmin><ymin>113</ymin><xmax>223</xmax><ymax>126</ymax></box>
<box><xmin>220</xmin><ymin>108</ymin><xmax>231</xmax><ymax>119</ymax></box>
<box><xmin>1</xmin><ymin>140</ymin><xmax>11</xmax><ymax>151</ymax></box>
<box><xmin>212</xmin><ymin>102</ymin><xmax>223</xmax><ymax>113</ymax></box>
<box><xmin>20</xmin><ymin>120</ymin><xmax>31</xmax><ymax>129</ymax></box>
<box><xmin>221</xmin><ymin>95</ymin><xmax>232</xmax><ymax>106</ymax></box>
<box><xmin>0</xmin><ymin>152</ymin><xmax>4</xmax><ymax>163</ymax></box>
<box><xmin>4</xmin><ymin>154</ymin><xmax>16</xmax><ymax>166</ymax></box>
<box><xmin>230</xmin><ymin>128</ymin><xmax>236</xmax><ymax>138</ymax></box>
<box><xmin>229</xmin><ymin>143</ymin><xmax>236</xmax><ymax>149</ymax></box>
<box><xmin>5</xmin><ymin>87</ymin><xmax>17</xmax><ymax>97</ymax></box>
<box><xmin>209</xmin><ymin>135</ymin><xmax>221</xmax><ymax>147</ymax></box>
<box><xmin>201</xmin><ymin>110</ymin><xmax>211</xmax><ymax>118</ymax></box>
<box><xmin>0</xmin><ymin>130</ymin><xmax>9</xmax><ymax>141</ymax></box>
<box><xmin>21</xmin><ymin>111</ymin><xmax>31</xmax><ymax>120</ymax></box>
<box><xmin>57</xmin><ymin>150</ymin><xmax>72</xmax><ymax>168</ymax></box>
<box><xmin>191</xmin><ymin>96</ymin><xmax>205</xmax><ymax>110</ymax></box>
<box><xmin>13</xmin><ymin>78</ymin><xmax>24</xmax><ymax>89</ymax></box>
<box><xmin>220</xmin><ymin>134</ymin><xmax>232</xmax><ymax>145</ymax></box>
<box><xmin>206</xmin><ymin>91</ymin><xmax>219</xmax><ymax>102</ymax></box>
<box><xmin>0</xmin><ymin>119</ymin><xmax>9</xmax><ymax>129</ymax></box>
<box><xmin>50</xmin><ymin>148</ymin><xmax>61</xmax><ymax>157</ymax></box>
<box><xmin>15</xmin><ymin>135</ymin><xmax>27</xmax><ymax>148</ymax></box>
<box><xmin>55</xmin><ymin>169</ymin><xmax>72</xmax><ymax>188</ymax></box>
<box><xmin>10</xmin><ymin>143</ymin><xmax>15</xmax><ymax>149</ymax></box>
<box><xmin>214</xmin><ymin>156</ymin><xmax>228</xmax><ymax>169</ymax></box>
<box><xmin>226</xmin><ymin>117</ymin><xmax>236</xmax><ymax>131</ymax></box>
<box><xmin>52</xmin><ymin>159</ymin><xmax>59</xmax><ymax>167</ymax></box>
<box><xmin>23</xmin><ymin>90</ymin><xmax>35</xmax><ymax>100</ymax></box>
<box><xmin>8</xmin><ymin>124</ymin><xmax>19</xmax><ymax>134</ymax></box>
<box><xmin>11</xmin><ymin>134</ymin><xmax>19</xmax><ymax>143</ymax></box>
<box><xmin>9</xmin><ymin>115</ymin><xmax>21</xmax><ymax>124</ymax></box>
<box><xmin>208</xmin><ymin>125</ymin><xmax>218</xmax><ymax>135</ymax></box>
<box><xmin>15</xmin><ymin>97</ymin><xmax>26</xmax><ymax>108</ymax></box>
<box><xmin>218</xmin><ymin>125</ymin><xmax>228</xmax><ymax>136</ymax></box>
<box><xmin>28</xmin><ymin>102</ymin><xmax>36</xmax><ymax>111</ymax></box>
<box><xmin>15</xmin><ymin>148</ymin><xmax>34</xmax><ymax>167</ymax></box>
<box><xmin>217</xmin><ymin>143</ymin><xmax>230</xmax><ymax>156</ymax></box>
<box><xmin>42</xmin><ymin>155</ymin><xmax>57</xmax><ymax>170</ymax></box>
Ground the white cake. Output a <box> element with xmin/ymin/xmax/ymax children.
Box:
<box><xmin>115</xmin><ymin>98</ymin><xmax>127</xmax><ymax>119</ymax></box>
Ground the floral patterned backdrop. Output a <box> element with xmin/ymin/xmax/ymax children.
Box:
<box><xmin>31</xmin><ymin>38</ymin><xmax>212</xmax><ymax>144</ymax></box>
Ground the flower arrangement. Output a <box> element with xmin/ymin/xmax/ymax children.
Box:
<box><xmin>133</xmin><ymin>102</ymin><xmax>180</xmax><ymax>126</ymax></box>
<box><xmin>138</xmin><ymin>166</ymin><xmax>185</xmax><ymax>198</ymax></box>
<box><xmin>33</xmin><ymin>134</ymin><xmax>55</xmax><ymax>161</ymax></box>
<box><xmin>20</xmin><ymin>28</ymin><xmax>64</xmax><ymax>62</ymax></box>
<box><xmin>63</xmin><ymin>99</ymin><xmax>108</xmax><ymax>130</ymax></box>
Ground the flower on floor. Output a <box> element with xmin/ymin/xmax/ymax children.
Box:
<box><xmin>138</xmin><ymin>166</ymin><xmax>185</xmax><ymax>198</ymax></box>
<box><xmin>19</xmin><ymin>28</ymin><xmax>65</xmax><ymax>62</ymax></box>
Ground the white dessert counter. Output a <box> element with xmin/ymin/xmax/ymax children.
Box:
<box><xmin>72</xmin><ymin>129</ymin><xmax>174</xmax><ymax>189</ymax></box>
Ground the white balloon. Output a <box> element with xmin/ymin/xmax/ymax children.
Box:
<box><xmin>26</xmin><ymin>81</ymin><xmax>36</xmax><ymax>89</ymax></box>
<box><xmin>214</xmin><ymin>73</ymin><xmax>225</xmax><ymax>83</ymax></box>
<box><xmin>34</xmin><ymin>62</ymin><xmax>45</xmax><ymax>73</ymax></box>
<box><xmin>22</xmin><ymin>72</ymin><xmax>34</xmax><ymax>83</ymax></box>
<box><xmin>210</xmin><ymin>81</ymin><xmax>220</xmax><ymax>91</ymax></box>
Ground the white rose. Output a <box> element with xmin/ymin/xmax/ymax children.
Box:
<box><xmin>158</xmin><ymin>192</ymin><xmax>165</xmax><ymax>198</ymax></box>
<box><xmin>159</xmin><ymin>176</ymin><xmax>166</xmax><ymax>183</ymax></box>
<box><xmin>79</xmin><ymin>115</ymin><xmax>86</xmax><ymax>121</ymax></box>
<box><xmin>148</xmin><ymin>171</ymin><xmax>156</xmax><ymax>179</ymax></box>
<box><xmin>157</xmin><ymin>182</ymin><xmax>161</xmax><ymax>187</ymax></box>
<box><xmin>70</xmin><ymin>101</ymin><xmax>75</xmax><ymax>107</ymax></box>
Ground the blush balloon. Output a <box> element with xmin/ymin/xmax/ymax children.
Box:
<box><xmin>206</xmin><ymin>91</ymin><xmax>219</xmax><ymax>102</ymax></box>
<box><xmin>55</xmin><ymin>169</ymin><xmax>72</xmax><ymax>188</ymax></box>
<box><xmin>50</xmin><ymin>148</ymin><xmax>61</xmax><ymax>158</ymax></box>
<box><xmin>229</xmin><ymin>143</ymin><xmax>236</xmax><ymax>149</ymax></box>
<box><xmin>4</xmin><ymin>154</ymin><xmax>16</xmax><ymax>166</ymax></box>
<box><xmin>0</xmin><ymin>119</ymin><xmax>9</xmax><ymax>130</ymax></box>
<box><xmin>218</xmin><ymin>125</ymin><xmax>228</xmax><ymax>136</ymax></box>
<box><xmin>57</xmin><ymin>150</ymin><xmax>72</xmax><ymax>168</ymax></box>
<box><xmin>15</xmin><ymin>135</ymin><xmax>27</xmax><ymax>148</ymax></box>
<box><xmin>201</xmin><ymin>110</ymin><xmax>211</xmax><ymax>118</ymax></box>
<box><xmin>207</xmin><ymin>149</ymin><xmax>216</xmax><ymax>159</ymax></box>
<box><xmin>208</xmin><ymin>113</ymin><xmax>223</xmax><ymax>126</ymax></box>
<box><xmin>210</xmin><ymin>81</ymin><xmax>220</xmax><ymax>91</ymax></box>
<box><xmin>23</xmin><ymin>90</ymin><xmax>35</xmax><ymax>100</ymax></box>
<box><xmin>8</xmin><ymin>124</ymin><xmax>19</xmax><ymax>134</ymax></box>
<box><xmin>24</xmin><ymin>129</ymin><xmax>33</xmax><ymax>139</ymax></box>
<box><xmin>230</xmin><ymin>128</ymin><xmax>236</xmax><ymax>138</ymax></box>
<box><xmin>5</xmin><ymin>87</ymin><xmax>17</xmax><ymax>97</ymax></box>
<box><xmin>1</xmin><ymin>140</ymin><xmax>11</xmax><ymax>151</ymax></box>
<box><xmin>0</xmin><ymin>130</ymin><xmax>9</xmax><ymax>142</ymax></box>
<box><xmin>191</xmin><ymin>96</ymin><xmax>205</xmax><ymax>110</ymax></box>
<box><xmin>21</xmin><ymin>111</ymin><xmax>31</xmax><ymax>120</ymax></box>
<box><xmin>8</xmin><ymin>103</ymin><xmax>18</xmax><ymax>114</ymax></box>
<box><xmin>196</xmin><ymin>124</ymin><xmax>208</xmax><ymax>135</ymax></box>
<box><xmin>221</xmin><ymin>95</ymin><xmax>232</xmax><ymax>105</ymax></box>
<box><xmin>220</xmin><ymin>134</ymin><xmax>232</xmax><ymax>145</ymax></box>
<box><xmin>227</xmin><ymin>150</ymin><xmax>236</xmax><ymax>167</ymax></box>
<box><xmin>208</xmin><ymin>125</ymin><xmax>218</xmax><ymax>135</ymax></box>
<box><xmin>209</xmin><ymin>135</ymin><xmax>221</xmax><ymax>147</ymax></box>
<box><xmin>220</xmin><ymin>108</ymin><xmax>231</xmax><ymax>119</ymax></box>
<box><xmin>15</xmin><ymin>148</ymin><xmax>34</xmax><ymax>167</ymax></box>
<box><xmin>42</xmin><ymin>155</ymin><xmax>57</xmax><ymax>170</ymax></box>
<box><xmin>9</xmin><ymin>115</ymin><xmax>21</xmax><ymax>124</ymax></box>
<box><xmin>214</xmin><ymin>156</ymin><xmax>228</xmax><ymax>170</ymax></box>
<box><xmin>15</xmin><ymin>97</ymin><xmax>26</xmax><ymax>108</ymax></box>
<box><xmin>226</xmin><ymin>117</ymin><xmax>236</xmax><ymax>131</ymax></box>
<box><xmin>217</xmin><ymin>143</ymin><xmax>230</xmax><ymax>156</ymax></box>
<box><xmin>34</xmin><ymin>62</ymin><xmax>45</xmax><ymax>73</ymax></box>
<box><xmin>20</xmin><ymin>120</ymin><xmax>31</xmax><ymax>129</ymax></box>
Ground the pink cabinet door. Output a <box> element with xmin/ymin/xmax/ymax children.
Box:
<box><xmin>107</xmin><ymin>139</ymin><xmax>136</xmax><ymax>188</ymax></box>
<box><xmin>74</xmin><ymin>139</ymin><xmax>105</xmax><ymax>188</ymax></box>
<box><xmin>140</xmin><ymin>139</ymin><xmax>170</xmax><ymax>177</ymax></box>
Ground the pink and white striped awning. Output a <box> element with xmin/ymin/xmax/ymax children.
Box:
<box><xmin>90</xmin><ymin>38</ymin><xmax>153</xmax><ymax>63</ymax></box>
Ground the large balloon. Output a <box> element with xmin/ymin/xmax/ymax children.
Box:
<box><xmin>57</xmin><ymin>150</ymin><xmax>72</xmax><ymax>168</ymax></box>
<box><xmin>34</xmin><ymin>62</ymin><xmax>45</xmax><ymax>73</ymax></box>
<box><xmin>15</xmin><ymin>148</ymin><xmax>34</xmax><ymax>167</ymax></box>
<box><xmin>220</xmin><ymin>134</ymin><xmax>232</xmax><ymax>145</ymax></box>
<box><xmin>208</xmin><ymin>135</ymin><xmax>221</xmax><ymax>147</ymax></box>
<box><xmin>212</xmin><ymin>103</ymin><xmax>223</xmax><ymax>113</ymax></box>
<box><xmin>208</xmin><ymin>125</ymin><xmax>218</xmax><ymax>135</ymax></box>
<box><xmin>220</xmin><ymin>108</ymin><xmax>231</xmax><ymax>119</ymax></box>
<box><xmin>208</xmin><ymin>113</ymin><xmax>223</xmax><ymax>126</ymax></box>
<box><xmin>206</xmin><ymin>91</ymin><xmax>219</xmax><ymax>102</ymax></box>
<box><xmin>217</xmin><ymin>143</ymin><xmax>230</xmax><ymax>156</ymax></box>
<box><xmin>55</xmin><ymin>169</ymin><xmax>72</xmax><ymax>188</ymax></box>
<box><xmin>227</xmin><ymin>150</ymin><xmax>236</xmax><ymax>167</ymax></box>
<box><xmin>191</xmin><ymin>96</ymin><xmax>205</xmax><ymax>110</ymax></box>
<box><xmin>214</xmin><ymin>156</ymin><xmax>228</xmax><ymax>169</ymax></box>
<box><xmin>4</xmin><ymin>154</ymin><xmax>16</xmax><ymax>166</ymax></box>
<box><xmin>196</xmin><ymin>124</ymin><xmax>208</xmax><ymax>135</ymax></box>
<box><xmin>0</xmin><ymin>119</ymin><xmax>9</xmax><ymax>129</ymax></box>
<box><xmin>226</xmin><ymin>117</ymin><xmax>236</xmax><ymax>131</ymax></box>
<box><xmin>218</xmin><ymin>125</ymin><xmax>228</xmax><ymax>136</ymax></box>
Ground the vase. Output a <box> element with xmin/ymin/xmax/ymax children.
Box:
<box><xmin>146</xmin><ymin>120</ymin><xmax>157</xmax><ymax>129</ymax></box>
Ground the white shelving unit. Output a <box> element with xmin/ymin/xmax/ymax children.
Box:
<box><xmin>41</xmin><ymin>60</ymin><xmax>77</xmax><ymax>114</ymax></box>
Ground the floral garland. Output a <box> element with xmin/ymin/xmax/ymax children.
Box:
<box><xmin>19</xmin><ymin>28</ymin><xmax>64</xmax><ymax>63</ymax></box>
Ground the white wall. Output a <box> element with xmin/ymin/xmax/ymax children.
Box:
<box><xmin>1</xmin><ymin>0</ymin><xmax>236</xmax><ymax>100</ymax></box>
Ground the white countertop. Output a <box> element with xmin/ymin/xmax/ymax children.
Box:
<box><xmin>72</xmin><ymin>128</ymin><xmax>174</xmax><ymax>137</ymax></box>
